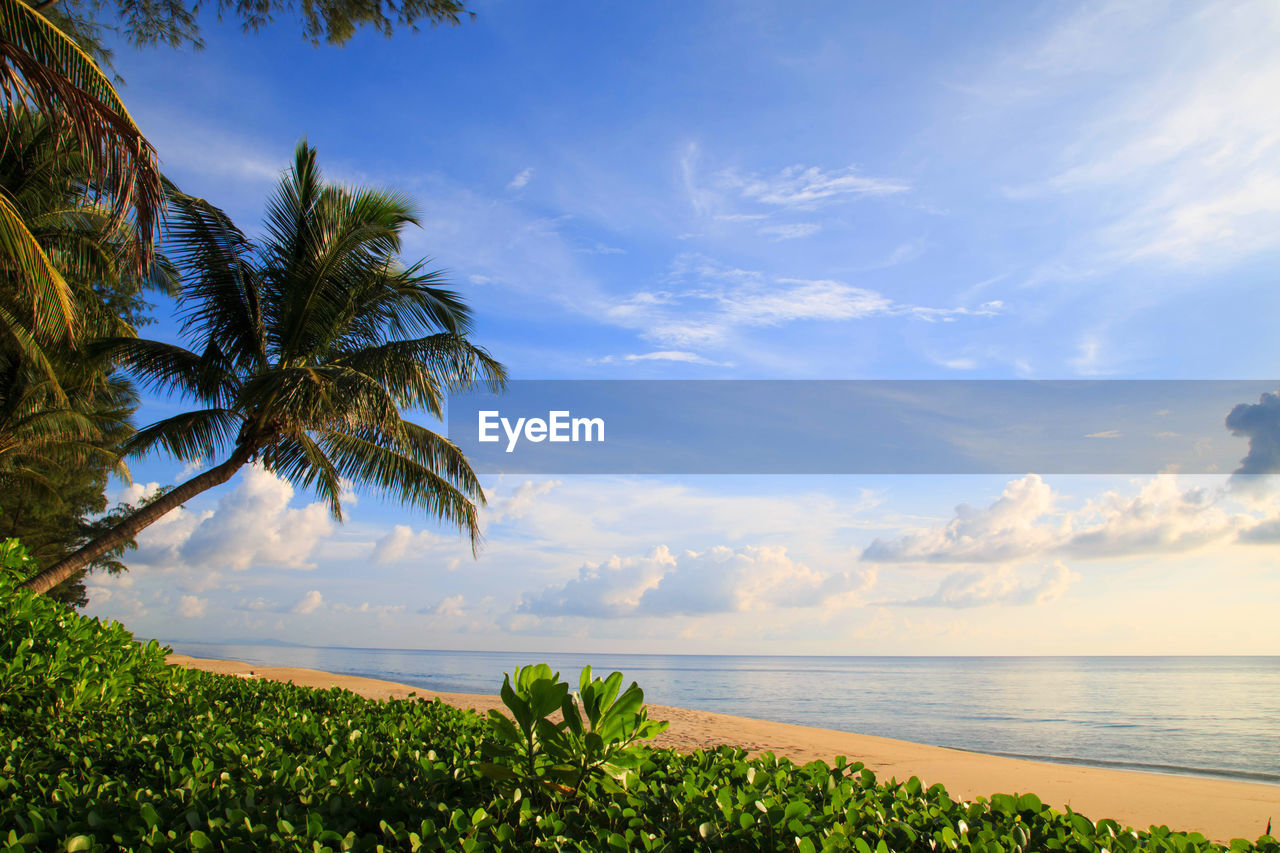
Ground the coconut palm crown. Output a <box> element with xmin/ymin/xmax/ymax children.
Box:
<box><xmin>21</xmin><ymin>142</ymin><xmax>506</xmax><ymax>595</ymax></box>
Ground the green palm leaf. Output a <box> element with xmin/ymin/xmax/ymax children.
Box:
<box><xmin>0</xmin><ymin>0</ymin><xmax>162</xmax><ymax>266</ymax></box>
<box><xmin>0</xmin><ymin>189</ymin><xmax>74</xmax><ymax>342</ymax></box>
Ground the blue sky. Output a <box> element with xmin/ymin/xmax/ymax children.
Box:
<box><xmin>82</xmin><ymin>0</ymin><xmax>1280</xmax><ymax>654</ymax></box>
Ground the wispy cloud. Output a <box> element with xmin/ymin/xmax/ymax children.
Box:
<box><xmin>599</xmin><ymin>254</ymin><xmax>1002</xmax><ymax>351</ymax></box>
<box><xmin>758</xmin><ymin>223</ymin><xmax>822</xmax><ymax>240</ymax></box>
<box><xmin>1001</xmin><ymin>0</ymin><xmax>1280</xmax><ymax>267</ymax></box>
<box><xmin>717</xmin><ymin>164</ymin><xmax>909</xmax><ymax>209</ymax></box>
<box><xmin>592</xmin><ymin>350</ymin><xmax>734</xmax><ymax>367</ymax></box>
<box><xmin>507</xmin><ymin>167</ymin><xmax>534</xmax><ymax>190</ymax></box>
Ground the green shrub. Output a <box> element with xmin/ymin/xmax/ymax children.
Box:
<box><xmin>479</xmin><ymin>664</ymin><xmax>668</xmax><ymax>798</ymax></box>
<box><xmin>1</xmin><ymin>539</ymin><xmax>1276</xmax><ymax>852</ymax></box>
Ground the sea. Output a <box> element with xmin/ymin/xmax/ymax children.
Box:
<box><xmin>166</xmin><ymin>643</ymin><xmax>1280</xmax><ymax>786</ymax></box>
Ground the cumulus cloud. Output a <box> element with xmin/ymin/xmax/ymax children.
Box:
<box><xmin>518</xmin><ymin>546</ymin><xmax>675</xmax><ymax>618</ymax></box>
<box><xmin>1226</xmin><ymin>391</ymin><xmax>1280</xmax><ymax>500</ymax></box>
<box><xmin>863</xmin><ymin>475</ymin><xmax>1058</xmax><ymax>564</ymax></box>
<box><xmin>486</xmin><ymin>479</ymin><xmax>562</xmax><ymax>523</ymax></box>
<box><xmin>186</xmin><ymin>466</ymin><xmax>332</xmax><ymax>571</ymax></box>
<box><xmin>889</xmin><ymin>562</ymin><xmax>1079</xmax><ymax>609</ymax></box>
<box><xmin>114</xmin><ymin>481</ymin><xmax>163</xmax><ymax>506</ymax></box>
<box><xmin>119</xmin><ymin>465</ymin><xmax>336</xmax><ymax>580</ymax></box>
<box><xmin>518</xmin><ymin>545</ymin><xmax>873</xmax><ymax>618</ymax></box>
<box><xmin>1239</xmin><ymin>517</ymin><xmax>1280</xmax><ymax>544</ymax></box>
<box><xmin>864</xmin><ymin>473</ymin><xmax>1251</xmax><ymax>565</ymax></box>
<box><xmin>374</xmin><ymin>524</ymin><xmax>444</xmax><ymax>564</ymax></box>
<box><xmin>178</xmin><ymin>595</ymin><xmax>207</xmax><ymax>618</ymax></box>
<box><xmin>291</xmin><ymin>590</ymin><xmax>324</xmax><ymax>615</ymax></box>
<box><xmin>430</xmin><ymin>594</ymin><xmax>467</xmax><ymax>617</ymax></box>
<box><xmin>1062</xmin><ymin>476</ymin><xmax>1240</xmax><ymax>558</ymax></box>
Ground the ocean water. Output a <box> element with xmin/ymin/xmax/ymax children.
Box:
<box><xmin>167</xmin><ymin>643</ymin><xmax>1280</xmax><ymax>785</ymax></box>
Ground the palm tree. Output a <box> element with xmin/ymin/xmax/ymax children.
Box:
<box><xmin>1</xmin><ymin>0</ymin><xmax>163</xmax><ymax>369</ymax></box>
<box><xmin>21</xmin><ymin>142</ymin><xmax>505</xmax><ymax>595</ymax></box>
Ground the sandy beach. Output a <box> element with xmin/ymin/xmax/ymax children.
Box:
<box><xmin>169</xmin><ymin>654</ymin><xmax>1279</xmax><ymax>844</ymax></box>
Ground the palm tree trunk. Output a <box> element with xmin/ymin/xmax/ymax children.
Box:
<box><xmin>20</xmin><ymin>446</ymin><xmax>254</xmax><ymax>595</ymax></box>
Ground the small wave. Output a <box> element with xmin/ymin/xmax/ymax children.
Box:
<box><xmin>976</xmin><ymin>750</ymin><xmax>1280</xmax><ymax>785</ymax></box>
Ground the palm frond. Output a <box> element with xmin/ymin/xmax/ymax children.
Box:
<box><xmin>93</xmin><ymin>335</ymin><xmax>237</xmax><ymax>405</ymax></box>
<box><xmin>0</xmin><ymin>0</ymin><xmax>162</xmax><ymax>265</ymax></box>
<box><xmin>320</xmin><ymin>427</ymin><xmax>481</xmax><ymax>550</ymax></box>
<box><xmin>262</xmin><ymin>432</ymin><xmax>343</xmax><ymax>518</ymax></box>
<box><xmin>123</xmin><ymin>407</ymin><xmax>239</xmax><ymax>461</ymax></box>
<box><xmin>330</xmin><ymin>333</ymin><xmax>505</xmax><ymax>414</ymax></box>
<box><xmin>0</xmin><ymin>187</ymin><xmax>75</xmax><ymax>340</ymax></box>
<box><xmin>163</xmin><ymin>183</ymin><xmax>264</xmax><ymax>365</ymax></box>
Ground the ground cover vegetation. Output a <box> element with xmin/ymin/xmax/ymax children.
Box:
<box><xmin>2</xmin><ymin>540</ymin><xmax>1276</xmax><ymax>853</ymax></box>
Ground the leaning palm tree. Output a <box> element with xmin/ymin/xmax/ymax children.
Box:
<box><xmin>21</xmin><ymin>142</ymin><xmax>505</xmax><ymax>595</ymax></box>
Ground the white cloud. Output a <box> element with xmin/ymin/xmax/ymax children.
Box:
<box><xmin>507</xmin><ymin>167</ymin><xmax>534</xmax><ymax>190</ymax></box>
<box><xmin>291</xmin><ymin>590</ymin><xmax>324</xmax><ymax>615</ymax></box>
<box><xmin>716</xmin><ymin>164</ymin><xmax>908</xmax><ymax>209</ymax></box>
<box><xmin>179</xmin><ymin>465</ymin><xmax>333</xmax><ymax>571</ymax></box>
<box><xmin>601</xmin><ymin>255</ymin><xmax>1002</xmax><ymax>350</ymax></box>
<box><xmin>592</xmin><ymin>350</ymin><xmax>733</xmax><ymax>367</ymax></box>
<box><xmin>890</xmin><ymin>562</ymin><xmax>1079</xmax><ymax>609</ymax></box>
<box><xmin>575</xmin><ymin>242</ymin><xmax>626</xmax><ymax>255</ymax></box>
<box><xmin>758</xmin><ymin>223</ymin><xmax>822</xmax><ymax>240</ymax></box>
<box><xmin>431</xmin><ymin>594</ymin><xmax>467</xmax><ymax>617</ymax></box>
<box><xmin>485</xmin><ymin>479</ymin><xmax>563</xmax><ymax>524</ymax></box>
<box><xmin>114</xmin><ymin>481</ymin><xmax>163</xmax><ymax>506</ymax></box>
<box><xmin>1063</xmin><ymin>477</ymin><xmax>1241</xmax><ymax>559</ymax></box>
<box><xmin>518</xmin><ymin>544</ymin><xmax>873</xmax><ymax>618</ymax></box>
<box><xmin>1085</xmin><ymin>430</ymin><xmax>1122</xmax><ymax>439</ymax></box>
<box><xmin>374</xmin><ymin>524</ymin><xmax>443</xmax><ymax>564</ymax></box>
<box><xmin>518</xmin><ymin>546</ymin><xmax>675</xmax><ymax>617</ymax></box>
<box><xmin>864</xmin><ymin>473</ymin><xmax>1255</xmax><ymax>565</ymax></box>
<box><xmin>177</xmin><ymin>459</ymin><xmax>206</xmax><ymax>479</ymax></box>
<box><xmin>332</xmin><ymin>601</ymin><xmax>406</xmax><ymax>615</ymax></box>
<box><xmin>863</xmin><ymin>475</ymin><xmax>1058</xmax><ymax>564</ymax></box>
<box><xmin>178</xmin><ymin>595</ymin><xmax>207</xmax><ymax>618</ymax></box>
<box><xmin>123</xmin><ymin>465</ymin><xmax>334</xmax><ymax>575</ymax></box>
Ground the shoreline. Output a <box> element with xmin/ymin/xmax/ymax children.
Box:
<box><xmin>168</xmin><ymin>653</ymin><xmax>1280</xmax><ymax>844</ymax></box>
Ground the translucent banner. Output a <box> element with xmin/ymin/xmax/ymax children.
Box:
<box><xmin>445</xmin><ymin>380</ymin><xmax>1280</xmax><ymax>475</ymax></box>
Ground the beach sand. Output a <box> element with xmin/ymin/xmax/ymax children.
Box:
<box><xmin>168</xmin><ymin>653</ymin><xmax>1278</xmax><ymax>844</ymax></box>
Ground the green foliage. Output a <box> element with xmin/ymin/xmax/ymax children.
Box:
<box><xmin>1</xmin><ymin>569</ymin><xmax>1276</xmax><ymax>852</ymax></box>
<box><xmin>0</xmin><ymin>110</ymin><xmax>176</xmax><ymax>605</ymax></box>
<box><xmin>479</xmin><ymin>664</ymin><xmax>669</xmax><ymax>797</ymax></box>
<box><xmin>44</xmin><ymin>0</ymin><xmax>472</xmax><ymax>51</ymax></box>
<box><xmin>0</xmin><ymin>537</ymin><xmax>35</xmax><ymax>583</ymax></box>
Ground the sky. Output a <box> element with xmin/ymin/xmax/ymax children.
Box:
<box><xmin>79</xmin><ymin>0</ymin><xmax>1280</xmax><ymax>655</ymax></box>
